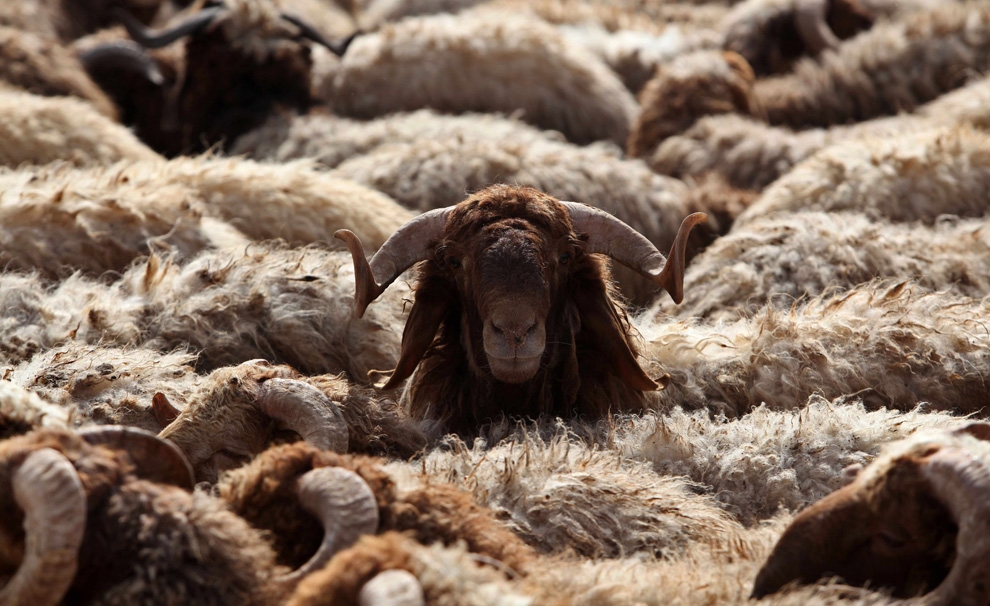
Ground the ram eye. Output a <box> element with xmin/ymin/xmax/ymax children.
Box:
<box><xmin>447</xmin><ymin>256</ymin><xmax>461</xmax><ymax>269</ymax></box>
<box><xmin>559</xmin><ymin>252</ymin><xmax>571</xmax><ymax>265</ymax></box>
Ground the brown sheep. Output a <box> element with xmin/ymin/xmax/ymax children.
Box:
<box><xmin>753</xmin><ymin>423</ymin><xmax>990</xmax><ymax>603</ymax></box>
<box><xmin>337</xmin><ymin>184</ymin><xmax>707</xmax><ymax>437</ymax></box>
<box><xmin>89</xmin><ymin>0</ymin><xmax>356</xmax><ymax>156</ymax></box>
<box><xmin>156</xmin><ymin>360</ymin><xmax>426</xmax><ymax>483</ymax></box>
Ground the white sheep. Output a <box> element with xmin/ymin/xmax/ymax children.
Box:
<box><xmin>313</xmin><ymin>8</ymin><xmax>639</xmax><ymax>146</ymax></box>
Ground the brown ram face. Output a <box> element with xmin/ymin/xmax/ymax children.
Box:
<box><xmin>752</xmin><ymin>446</ymin><xmax>960</xmax><ymax>599</ymax></box>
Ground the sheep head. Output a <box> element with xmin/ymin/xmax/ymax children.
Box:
<box><xmin>156</xmin><ymin>360</ymin><xmax>349</xmax><ymax>483</ymax></box>
<box><xmin>753</xmin><ymin>423</ymin><xmax>990</xmax><ymax>604</ymax></box>
<box><xmin>336</xmin><ymin>185</ymin><xmax>707</xmax><ymax>432</ymax></box>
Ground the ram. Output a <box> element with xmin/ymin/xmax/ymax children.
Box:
<box><xmin>337</xmin><ymin>184</ymin><xmax>708</xmax><ymax>436</ymax></box>
<box><xmin>87</xmin><ymin>0</ymin><xmax>355</xmax><ymax>155</ymax></box>
<box><xmin>754</xmin><ymin>423</ymin><xmax>990</xmax><ymax>603</ymax></box>
<box><xmin>154</xmin><ymin>359</ymin><xmax>426</xmax><ymax>482</ymax></box>
<box><xmin>315</xmin><ymin>8</ymin><xmax>638</xmax><ymax>146</ymax></box>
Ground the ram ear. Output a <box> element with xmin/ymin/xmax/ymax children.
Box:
<box><xmin>572</xmin><ymin>272</ymin><xmax>658</xmax><ymax>392</ymax></box>
<box><xmin>152</xmin><ymin>392</ymin><xmax>181</xmax><ymax>427</ymax></box>
<box><xmin>382</xmin><ymin>275</ymin><xmax>455</xmax><ymax>390</ymax></box>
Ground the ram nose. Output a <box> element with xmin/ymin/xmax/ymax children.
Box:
<box><xmin>491</xmin><ymin>312</ymin><xmax>537</xmax><ymax>351</ymax></box>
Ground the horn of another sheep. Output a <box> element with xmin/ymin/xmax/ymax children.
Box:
<box><xmin>113</xmin><ymin>5</ymin><xmax>224</xmax><ymax>49</ymax></box>
<box><xmin>563</xmin><ymin>202</ymin><xmax>708</xmax><ymax>304</ymax></box>
<box><xmin>77</xmin><ymin>41</ymin><xmax>165</xmax><ymax>85</ymax></box>
<box><xmin>916</xmin><ymin>446</ymin><xmax>990</xmax><ymax>606</ymax></box>
<box><xmin>280</xmin><ymin>12</ymin><xmax>360</xmax><ymax>57</ymax></box>
<box><xmin>258</xmin><ymin>379</ymin><xmax>348</xmax><ymax>453</ymax></box>
<box><xmin>277</xmin><ymin>467</ymin><xmax>380</xmax><ymax>587</ymax></box>
<box><xmin>359</xmin><ymin>569</ymin><xmax>426</xmax><ymax>606</ymax></box>
<box><xmin>335</xmin><ymin>207</ymin><xmax>453</xmax><ymax>318</ymax></box>
<box><xmin>78</xmin><ymin>426</ymin><xmax>195</xmax><ymax>491</ymax></box>
<box><xmin>795</xmin><ymin>0</ymin><xmax>841</xmax><ymax>55</ymax></box>
<box><xmin>0</xmin><ymin>449</ymin><xmax>86</xmax><ymax>606</ymax></box>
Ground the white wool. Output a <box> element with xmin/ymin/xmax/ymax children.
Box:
<box><xmin>0</xmin><ymin>378</ymin><xmax>71</xmax><ymax>432</ymax></box>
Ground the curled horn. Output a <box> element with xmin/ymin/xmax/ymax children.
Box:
<box><xmin>335</xmin><ymin>207</ymin><xmax>453</xmax><ymax>318</ymax></box>
<box><xmin>917</xmin><ymin>446</ymin><xmax>990</xmax><ymax>606</ymax></box>
<box><xmin>0</xmin><ymin>449</ymin><xmax>86</xmax><ymax>606</ymax></box>
<box><xmin>795</xmin><ymin>0</ymin><xmax>841</xmax><ymax>54</ymax></box>
<box><xmin>78</xmin><ymin>426</ymin><xmax>195</xmax><ymax>491</ymax></box>
<box><xmin>359</xmin><ymin>569</ymin><xmax>426</xmax><ymax>606</ymax></box>
<box><xmin>276</xmin><ymin>467</ymin><xmax>379</xmax><ymax>588</ymax></box>
<box><xmin>77</xmin><ymin>41</ymin><xmax>165</xmax><ymax>85</ymax></box>
<box><xmin>280</xmin><ymin>12</ymin><xmax>360</xmax><ymax>57</ymax></box>
<box><xmin>258</xmin><ymin>379</ymin><xmax>349</xmax><ymax>453</ymax></box>
<box><xmin>562</xmin><ymin>203</ymin><xmax>708</xmax><ymax>304</ymax></box>
<box><xmin>113</xmin><ymin>5</ymin><xmax>224</xmax><ymax>49</ymax></box>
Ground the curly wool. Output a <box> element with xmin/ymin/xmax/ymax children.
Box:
<box><xmin>658</xmin><ymin>211</ymin><xmax>990</xmax><ymax>321</ymax></box>
<box><xmin>735</xmin><ymin>126</ymin><xmax>990</xmax><ymax>227</ymax></box>
<box><xmin>641</xmin><ymin>282</ymin><xmax>990</xmax><ymax>418</ymax></box>
<box><xmin>0</xmin><ymin>379</ymin><xmax>70</xmax><ymax>439</ymax></box>
<box><xmin>315</xmin><ymin>8</ymin><xmax>638</xmax><ymax>145</ymax></box>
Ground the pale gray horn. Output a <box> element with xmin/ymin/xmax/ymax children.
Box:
<box><xmin>562</xmin><ymin>202</ymin><xmax>708</xmax><ymax>304</ymax></box>
<box><xmin>0</xmin><ymin>449</ymin><xmax>86</xmax><ymax>606</ymax></box>
<box><xmin>276</xmin><ymin>467</ymin><xmax>380</xmax><ymax>588</ymax></box>
<box><xmin>335</xmin><ymin>207</ymin><xmax>453</xmax><ymax>318</ymax></box>
<box><xmin>258</xmin><ymin>379</ymin><xmax>348</xmax><ymax>453</ymax></box>
<box><xmin>359</xmin><ymin>569</ymin><xmax>425</xmax><ymax>606</ymax></box>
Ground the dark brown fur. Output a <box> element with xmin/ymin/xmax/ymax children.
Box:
<box><xmin>0</xmin><ymin>428</ymin><xmax>281</xmax><ymax>605</ymax></box>
<box><xmin>395</xmin><ymin>186</ymin><xmax>658</xmax><ymax>437</ymax></box>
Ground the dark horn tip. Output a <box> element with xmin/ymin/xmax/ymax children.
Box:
<box><xmin>335</xmin><ymin>229</ymin><xmax>381</xmax><ymax>319</ymax></box>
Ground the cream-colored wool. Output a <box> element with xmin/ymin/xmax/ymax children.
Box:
<box><xmin>641</xmin><ymin>282</ymin><xmax>990</xmax><ymax>418</ymax></box>
<box><xmin>611</xmin><ymin>400</ymin><xmax>965</xmax><ymax>525</ymax></box>
<box><xmin>127</xmin><ymin>245</ymin><xmax>409</xmax><ymax>378</ymax></box>
<box><xmin>658</xmin><ymin>211</ymin><xmax>990</xmax><ymax>321</ymax></box>
<box><xmin>650</xmin><ymin>75</ymin><xmax>990</xmax><ymax>190</ymax></box>
<box><xmin>735</xmin><ymin>127</ymin><xmax>990</xmax><ymax>227</ymax></box>
<box><xmin>314</xmin><ymin>8</ymin><xmax>638</xmax><ymax>145</ymax></box>
<box><xmin>0</xmin><ymin>90</ymin><xmax>160</xmax><ymax>168</ymax></box>
<box><xmin>5</xmin><ymin>343</ymin><xmax>201</xmax><ymax>433</ymax></box>
<box><xmin>0</xmin><ymin>157</ymin><xmax>410</xmax><ymax>279</ymax></box>
<box><xmin>0</xmin><ymin>379</ymin><xmax>71</xmax><ymax>437</ymax></box>
<box><xmin>390</xmin><ymin>427</ymin><xmax>743</xmax><ymax>559</ymax></box>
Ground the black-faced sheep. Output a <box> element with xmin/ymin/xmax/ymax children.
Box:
<box><xmin>92</xmin><ymin>0</ymin><xmax>355</xmax><ymax>155</ymax></box>
<box><xmin>314</xmin><ymin>8</ymin><xmax>638</xmax><ymax>146</ymax></box>
<box><xmin>337</xmin><ymin>184</ymin><xmax>707</xmax><ymax>436</ymax></box>
<box><xmin>156</xmin><ymin>359</ymin><xmax>425</xmax><ymax>482</ymax></box>
<box><xmin>754</xmin><ymin>424</ymin><xmax>990</xmax><ymax>603</ymax></box>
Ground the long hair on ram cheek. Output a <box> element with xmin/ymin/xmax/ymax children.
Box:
<box><xmin>394</xmin><ymin>187</ymin><xmax>655</xmax><ymax>438</ymax></box>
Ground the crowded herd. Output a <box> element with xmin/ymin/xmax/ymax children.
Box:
<box><xmin>2</xmin><ymin>0</ymin><xmax>990</xmax><ymax>603</ymax></box>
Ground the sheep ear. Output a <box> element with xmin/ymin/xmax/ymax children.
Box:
<box><xmin>382</xmin><ymin>277</ymin><xmax>454</xmax><ymax>390</ymax></box>
<box><xmin>152</xmin><ymin>392</ymin><xmax>181</xmax><ymax>427</ymax></box>
<box><xmin>572</xmin><ymin>276</ymin><xmax>658</xmax><ymax>392</ymax></box>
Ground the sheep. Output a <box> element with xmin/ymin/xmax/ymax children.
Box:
<box><xmin>753</xmin><ymin>423</ymin><xmax>990</xmax><ymax>602</ymax></box>
<box><xmin>655</xmin><ymin>211</ymin><xmax>990</xmax><ymax>321</ymax></box>
<box><xmin>0</xmin><ymin>427</ymin><xmax>280</xmax><ymax>605</ymax></box>
<box><xmin>721</xmin><ymin>0</ymin><xmax>874</xmax><ymax>76</ymax></box>
<box><xmin>155</xmin><ymin>359</ymin><xmax>426</xmax><ymax>482</ymax></box>
<box><xmin>0</xmin><ymin>156</ymin><xmax>410</xmax><ymax>280</ymax></box>
<box><xmin>94</xmin><ymin>0</ymin><xmax>356</xmax><ymax>156</ymax></box>
<box><xmin>314</xmin><ymin>8</ymin><xmax>639</xmax><ymax>146</ymax></box>
<box><xmin>217</xmin><ymin>441</ymin><xmax>536</xmax><ymax>574</ymax></box>
<box><xmin>0</xmin><ymin>89</ymin><xmax>160</xmax><ymax>168</ymax></box>
<box><xmin>631</xmin><ymin>4</ymin><xmax>990</xmax><ymax>160</ymax></box>
<box><xmin>734</xmin><ymin>126</ymin><xmax>990</xmax><ymax>227</ymax></box>
<box><xmin>641</xmin><ymin>281</ymin><xmax>990</xmax><ymax>419</ymax></box>
<box><xmin>336</xmin><ymin>184</ymin><xmax>708</xmax><ymax>437</ymax></box>
<box><xmin>0</xmin><ymin>26</ymin><xmax>119</xmax><ymax>118</ymax></box>
<box><xmin>647</xmin><ymin>72</ymin><xmax>990</xmax><ymax>190</ymax></box>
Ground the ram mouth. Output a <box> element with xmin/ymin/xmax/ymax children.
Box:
<box><xmin>487</xmin><ymin>355</ymin><xmax>542</xmax><ymax>383</ymax></box>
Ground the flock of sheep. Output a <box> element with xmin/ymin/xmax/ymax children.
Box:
<box><xmin>2</xmin><ymin>0</ymin><xmax>990</xmax><ymax>603</ymax></box>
